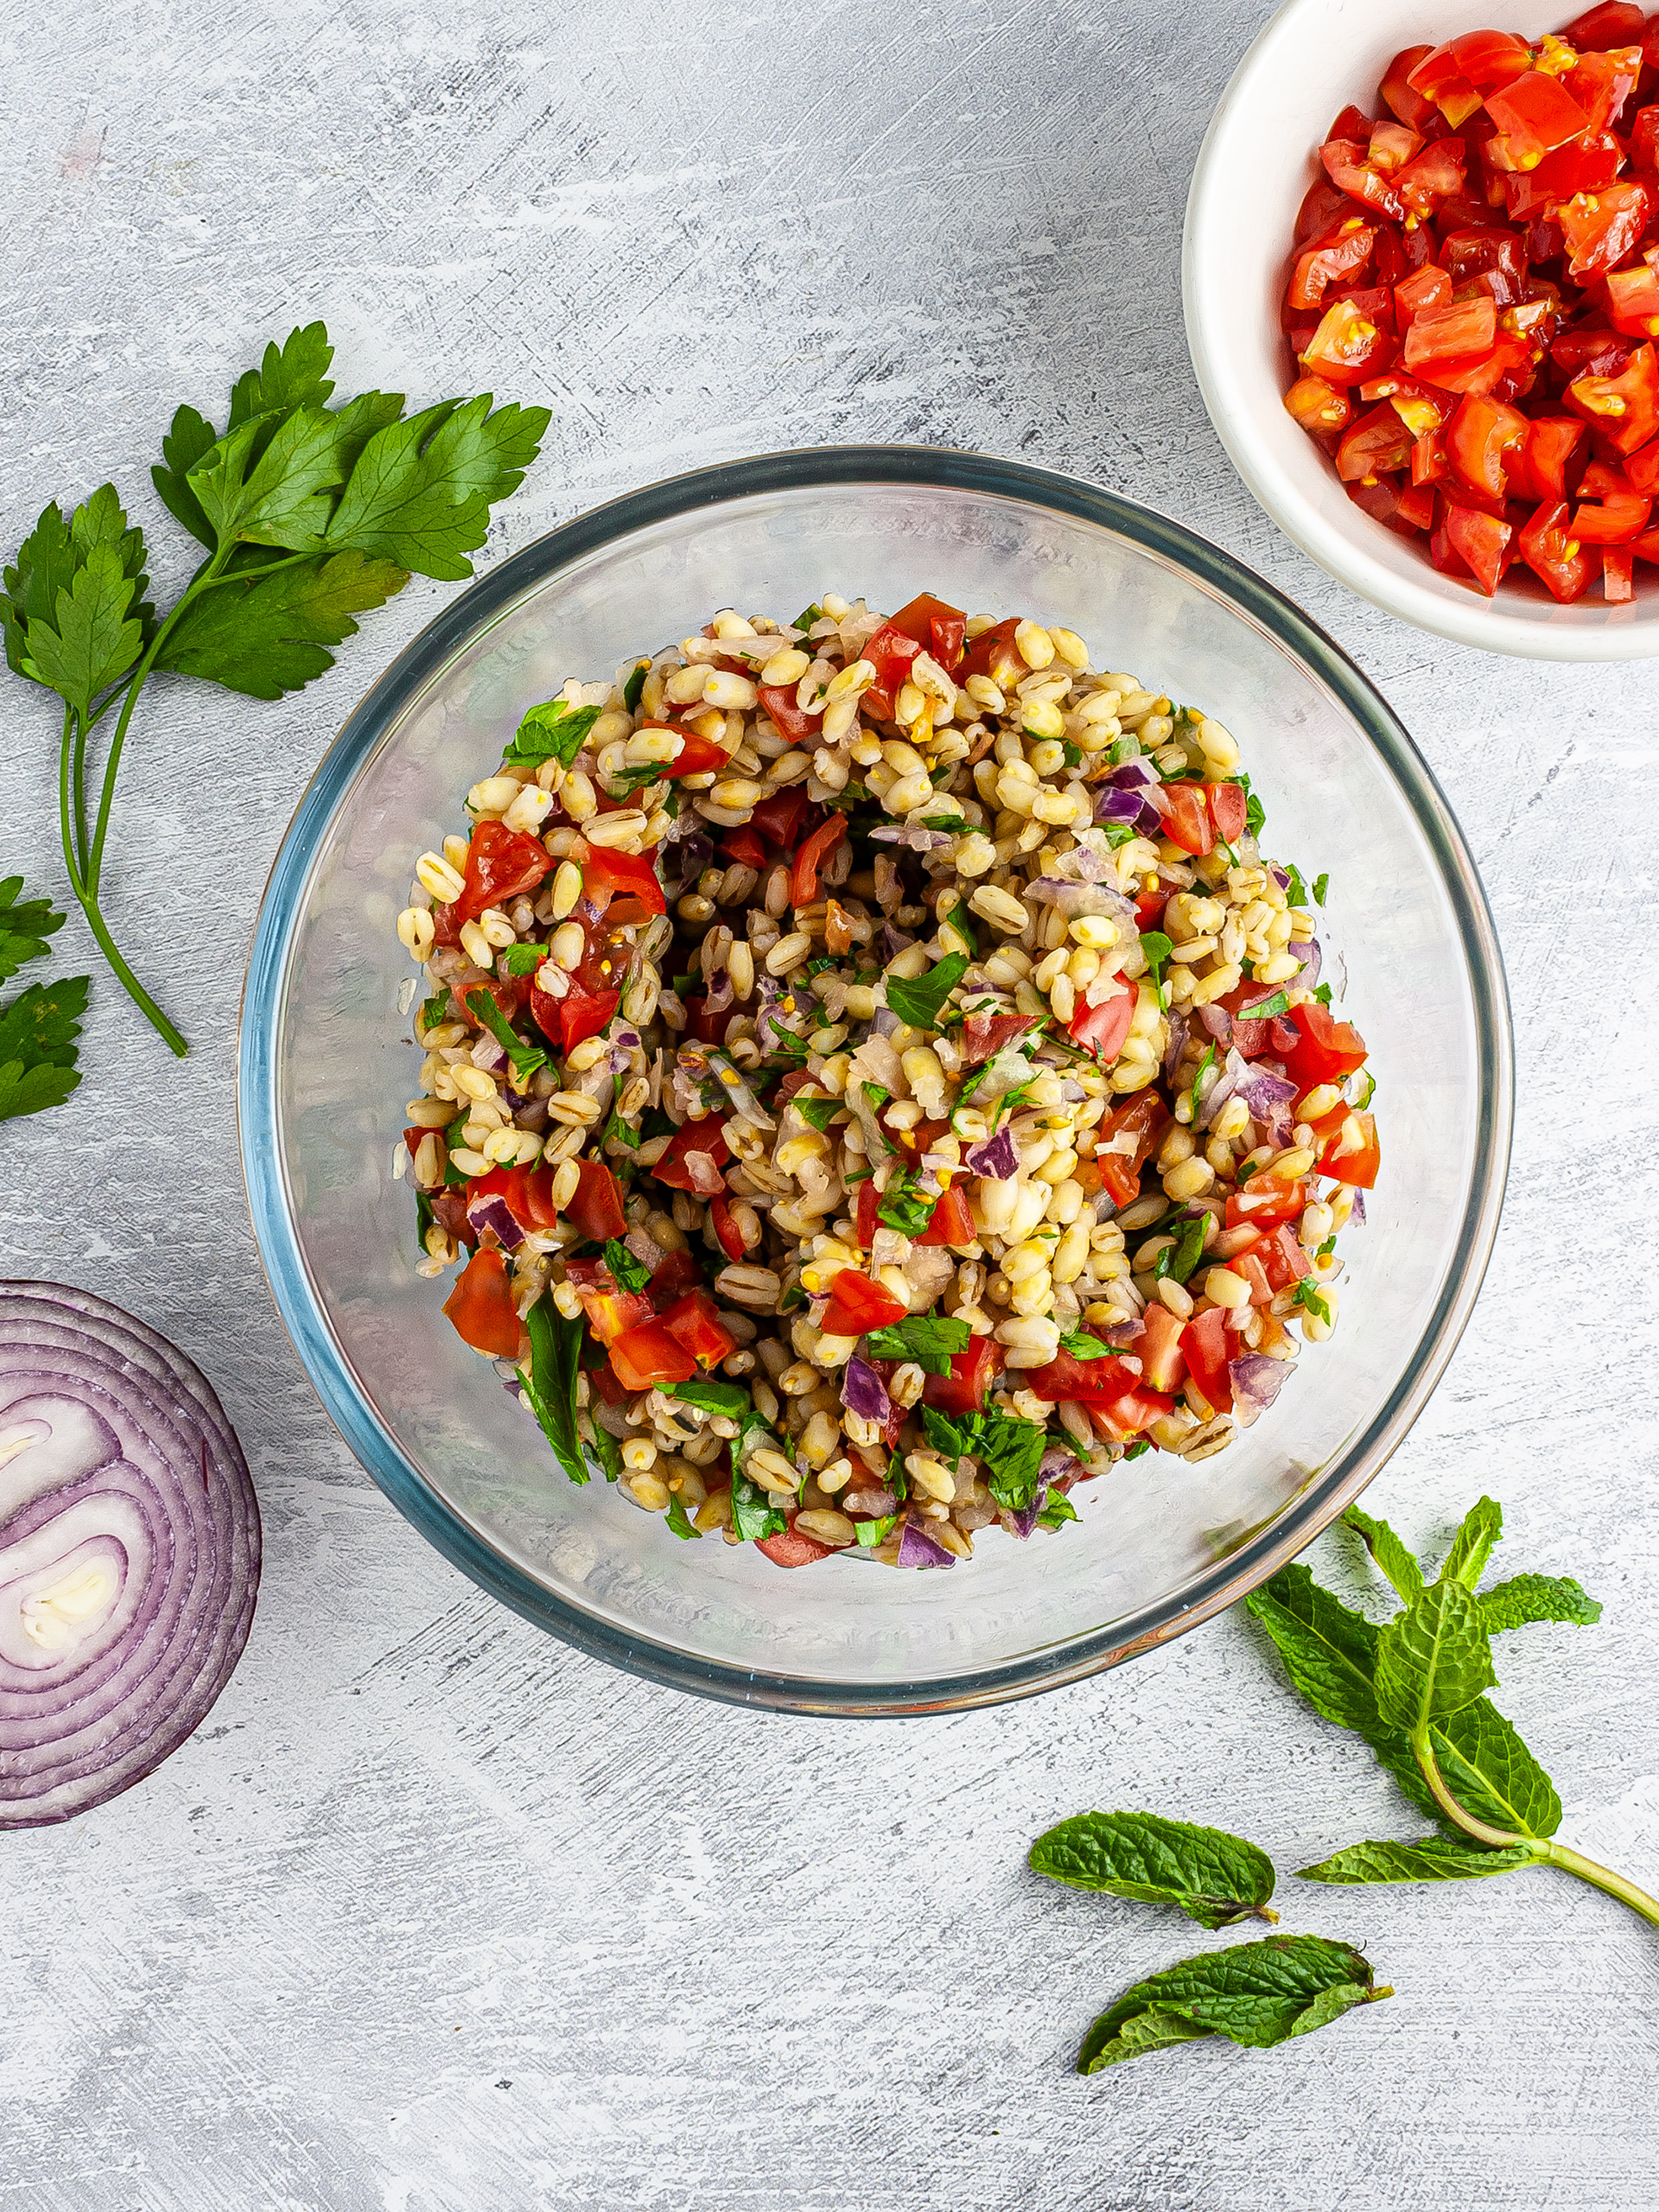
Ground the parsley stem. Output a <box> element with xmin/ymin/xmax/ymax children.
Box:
<box><xmin>1414</xmin><ymin>1726</ymin><xmax>1659</xmax><ymax>1932</ymax></box>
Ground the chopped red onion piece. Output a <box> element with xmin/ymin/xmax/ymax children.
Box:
<box><xmin>870</xmin><ymin>825</ymin><xmax>955</xmax><ymax>851</ymax></box>
<box><xmin>1162</xmin><ymin>1009</ymin><xmax>1190</xmax><ymax>1088</ymax></box>
<box><xmin>880</xmin><ymin>923</ymin><xmax>915</xmax><ymax>962</ymax></box>
<box><xmin>466</xmin><ymin>1193</ymin><xmax>525</xmax><ymax>1250</ymax></box>
<box><xmin>1230</xmin><ymin>1354</ymin><xmax>1290</xmax><ymax>1412</ymax></box>
<box><xmin>1351</xmin><ymin>1191</ymin><xmax>1366</xmax><ymax>1226</ymax></box>
<box><xmin>871</xmin><ymin>1007</ymin><xmax>903</xmax><ymax>1039</ymax></box>
<box><xmin>683</xmin><ymin>1150</ymin><xmax>726</xmax><ymax>1198</ymax></box>
<box><xmin>1008</xmin><ymin>1485</ymin><xmax>1046</xmax><ymax>1540</ymax></box>
<box><xmin>965</xmin><ymin>1127</ymin><xmax>1018</xmax><ymax>1179</ymax></box>
<box><xmin>0</xmin><ymin>1283</ymin><xmax>259</xmax><ymax>1829</ymax></box>
<box><xmin>844</xmin><ymin>1486</ymin><xmax>899</xmax><ymax>1517</ymax></box>
<box><xmin>1292</xmin><ymin>936</ymin><xmax>1322</xmax><ymax>991</ymax></box>
<box><xmin>897</xmin><ymin>1518</ymin><xmax>956</xmax><ymax>1569</ymax></box>
<box><xmin>1197</xmin><ymin>1046</ymin><xmax>1250</xmax><ymax>1130</ymax></box>
<box><xmin>1197</xmin><ymin>1002</ymin><xmax>1231</xmax><ymax>1042</ymax></box>
<box><xmin>842</xmin><ymin>1357</ymin><xmax>893</xmax><ymax>1427</ymax></box>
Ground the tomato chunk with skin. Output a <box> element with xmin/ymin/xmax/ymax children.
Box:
<box><xmin>1025</xmin><ymin>1349</ymin><xmax>1142</xmax><ymax>1406</ymax></box>
<box><xmin>821</xmin><ymin>1268</ymin><xmax>907</xmax><ymax>1338</ymax></box>
<box><xmin>1288</xmin><ymin>223</ymin><xmax>1376</xmax><ymax>313</ymax></box>
<box><xmin>565</xmin><ymin>1158</ymin><xmax>628</xmax><ymax>1243</ymax></box>
<box><xmin>1227</xmin><ymin>1176</ymin><xmax>1308</xmax><ymax>1232</ymax></box>
<box><xmin>607</xmin><ymin>1317</ymin><xmax>698</xmax><ymax>1393</ymax></box>
<box><xmin>582</xmin><ymin>842</ymin><xmax>665</xmax><ymax>918</ymax></box>
<box><xmin>757</xmin><ymin>1525</ymin><xmax>835</xmax><ymax>1568</ymax></box>
<box><xmin>652</xmin><ymin>1116</ymin><xmax>732</xmax><ymax>1193</ymax></box>
<box><xmin>922</xmin><ymin>1334</ymin><xmax>1004</xmax><ymax>1417</ymax></box>
<box><xmin>1303</xmin><ymin>296</ymin><xmax>1397</xmax><ymax>386</ymax></box>
<box><xmin>914</xmin><ymin>1184</ymin><xmax>976</xmax><ymax>1248</ymax></box>
<box><xmin>1137</xmin><ymin>1306</ymin><xmax>1188</xmax><ymax>1395</ymax></box>
<box><xmin>790</xmin><ymin>816</ymin><xmax>846</xmax><ymax>908</ymax></box>
<box><xmin>1260</xmin><ymin>1225</ymin><xmax>1313</xmax><ymax>1295</ymax></box>
<box><xmin>1095</xmin><ymin>1092</ymin><xmax>1173</xmax><ymax>1209</ymax></box>
<box><xmin>1558</xmin><ymin>181</ymin><xmax>1649</xmax><ymax>282</ymax></box>
<box><xmin>1337</xmin><ymin>401</ymin><xmax>1414</xmax><ymax>481</ymax></box>
<box><xmin>885</xmin><ymin>591</ymin><xmax>968</xmax><ymax>671</ymax></box>
<box><xmin>1443</xmin><ymin>504</ymin><xmax>1515</xmax><ymax>596</ymax></box>
<box><xmin>1182</xmin><ymin>1307</ymin><xmax>1234</xmax><ymax>1416</ymax></box>
<box><xmin>1283</xmin><ymin>373</ymin><xmax>1351</xmax><ymax>436</ymax></box>
<box><xmin>709</xmin><ymin>1193</ymin><xmax>746</xmax><ymax>1264</ymax></box>
<box><xmin>1160</xmin><ymin>782</ymin><xmax>1214</xmax><ymax>856</ymax></box>
<box><xmin>1519</xmin><ymin>499</ymin><xmax>1595</xmax><ymax>601</ymax></box>
<box><xmin>454</xmin><ymin>820</ymin><xmax>554</xmax><ymax>925</ymax></box>
<box><xmin>443</xmin><ymin>1248</ymin><xmax>522</xmax><ymax>1357</ymax></box>
<box><xmin>1207</xmin><ymin>781</ymin><xmax>1248</xmax><ymax>846</ymax></box>
<box><xmin>1280</xmin><ymin>1001</ymin><xmax>1369</xmax><ymax>1088</ymax></box>
<box><xmin>1570</xmin><ymin>343</ymin><xmax>1659</xmax><ymax>455</ymax></box>
<box><xmin>1323</xmin><ymin>1110</ymin><xmax>1382</xmax><ymax>1189</ymax></box>
<box><xmin>659</xmin><ymin>1287</ymin><xmax>736</xmax><ymax>1368</ymax></box>
<box><xmin>1068</xmin><ymin>974</ymin><xmax>1137</xmax><ymax>1065</ymax></box>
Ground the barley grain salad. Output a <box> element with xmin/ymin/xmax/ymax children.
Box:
<box><xmin>394</xmin><ymin>591</ymin><xmax>1381</xmax><ymax>1572</ymax></box>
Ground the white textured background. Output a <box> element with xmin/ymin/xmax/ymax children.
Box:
<box><xmin>3</xmin><ymin>1</ymin><xmax>1657</xmax><ymax>2205</ymax></box>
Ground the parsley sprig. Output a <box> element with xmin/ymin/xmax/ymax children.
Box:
<box><xmin>0</xmin><ymin>875</ymin><xmax>89</xmax><ymax>1123</ymax></box>
<box><xmin>2</xmin><ymin>321</ymin><xmax>549</xmax><ymax>1057</ymax></box>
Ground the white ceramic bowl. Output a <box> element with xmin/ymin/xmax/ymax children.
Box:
<box><xmin>1185</xmin><ymin>0</ymin><xmax>1659</xmax><ymax>661</ymax></box>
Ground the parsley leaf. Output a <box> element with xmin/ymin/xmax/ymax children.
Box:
<box><xmin>519</xmin><ymin>1294</ymin><xmax>589</xmax><ymax>1486</ymax></box>
<box><xmin>973</xmin><ymin>1410</ymin><xmax>1046</xmax><ymax>1513</ymax></box>
<box><xmin>1187</xmin><ymin>1041</ymin><xmax>1216</xmax><ymax>1123</ymax></box>
<box><xmin>791</xmin><ymin>1093</ymin><xmax>845</xmax><ymax>1132</ymax></box>
<box><xmin>464</xmin><ymin>987</ymin><xmax>547</xmax><ymax>1085</ymax></box>
<box><xmin>1036</xmin><ymin>1493</ymin><xmax>1079</xmax><ymax>1530</ymax></box>
<box><xmin>864</xmin><ymin>1314</ymin><xmax>971</xmax><ymax>1375</ymax></box>
<box><xmin>498</xmin><ymin>943</ymin><xmax>545</xmax><ymax>976</ymax></box>
<box><xmin>506</xmin><ymin>698</ymin><xmax>601</xmax><ymax>771</ymax></box>
<box><xmin>0</xmin><ymin>875</ymin><xmax>66</xmax><ymax>983</ymax></box>
<box><xmin>155</xmin><ymin>548</ymin><xmax>407</xmax><ymax>698</ymax></box>
<box><xmin>1139</xmin><ymin>931</ymin><xmax>1173</xmax><ymax>1010</ymax></box>
<box><xmin>603</xmin><ymin>1238</ymin><xmax>651</xmax><ymax>1292</ymax></box>
<box><xmin>321</xmin><ymin>395</ymin><xmax>552</xmax><ymax>581</ymax></box>
<box><xmin>1058</xmin><ymin>1329</ymin><xmax>1115</xmax><ymax>1361</ymax></box>
<box><xmin>855</xmin><ymin>1513</ymin><xmax>899</xmax><ymax>1548</ymax></box>
<box><xmin>1313</xmin><ymin>873</ymin><xmax>1329</xmax><ymax>905</ymax></box>
<box><xmin>621</xmin><ymin>658</ymin><xmax>650</xmax><ymax>713</ymax></box>
<box><xmin>884</xmin><ymin>951</ymin><xmax>969</xmax><ymax>1031</ymax></box>
<box><xmin>921</xmin><ymin>1403</ymin><xmax>974</xmax><ymax>1465</ymax></box>
<box><xmin>1283</xmin><ymin>863</ymin><xmax>1310</xmax><ymax>909</ymax></box>
<box><xmin>1313</xmin><ymin>982</ymin><xmax>1333</xmax><ymax>1005</ymax></box>
<box><xmin>0</xmin><ymin>972</ymin><xmax>89</xmax><ymax>1122</ymax></box>
<box><xmin>876</xmin><ymin>1172</ymin><xmax>938</xmax><ymax>1240</ymax></box>
<box><xmin>1293</xmin><ymin>1279</ymin><xmax>1332</xmax><ymax>1325</ymax></box>
<box><xmin>1242</xmin><ymin>776</ymin><xmax>1266</xmax><ymax>837</ymax></box>
<box><xmin>664</xmin><ymin>1490</ymin><xmax>702</xmax><ymax>1540</ymax></box>
<box><xmin>3</xmin><ymin>487</ymin><xmax>152</xmax><ymax>715</ymax></box>
<box><xmin>1246</xmin><ymin>988</ymin><xmax>1292</xmax><ymax>1021</ymax></box>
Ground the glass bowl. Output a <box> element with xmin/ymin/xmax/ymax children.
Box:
<box><xmin>238</xmin><ymin>447</ymin><xmax>1511</xmax><ymax>1714</ymax></box>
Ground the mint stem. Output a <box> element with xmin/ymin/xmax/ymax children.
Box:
<box><xmin>1414</xmin><ymin>1726</ymin><xmax>1659</xmax><ymax>1934</ymax></box>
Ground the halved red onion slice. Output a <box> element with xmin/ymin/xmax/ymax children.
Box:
<box><xmin>0</xmin><ymin>1282</ymin><xmax>260</xmax><ymax>1828</ymax></box>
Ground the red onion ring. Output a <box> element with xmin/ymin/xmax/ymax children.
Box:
<box><xmin>0</xmin><ymin>1282</ymin><xmax>260</xmax><ymax>1829</ymax></box>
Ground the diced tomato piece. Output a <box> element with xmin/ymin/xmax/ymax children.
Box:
<box><xmin>1283</xmin><ymin>373</ymin><xmax>1351</xmax><ymax>435</ymax></box>
<box><xmin>1573</xmin><ymin>487</ymin><xmax>1652</xmax><ymax>541</ymax></box>
<box><xmin>648</xmin><ymin>726</ymin><xmax>729</xmax><ymax>777</ymax></box>
<box><xmin>453</xmin><ymin>820</ymin><xmax>554</xmax><ymax>925</ymax></box>
<box><xmin>1322</xmin><ymin>1109</ymin><xmax>1382</xmax><ymax>1189</ymax></box>
<box><xmin>1570</xmin><ymin>340</ymin><xmax>1659</xmax><ymax>454</ymax></box>
<box><xmin>1302</xmin><ymin>295</ymin><xmax>1398</xmax><ymax>385</ymax></box>
<box><xmin>758</xmin><ymin>684</ymin><xmax>816</xmax><ymax>743</ymax></box>
<box><xmin>1446</xmin><ymin>392</ymin><xmax>1528</xmax><ymax>502</ymax></box>
<box><xmin>1394</xmin><ymin>263</ymin><xmax>1452</xmax><ymax>326</ymax></box>
<box><xmin>582</xmin><ymin>843</ymin><xmax>665</xmax><ymax>918</ymax></box>
<box><xmin>1443</xmin><ymin>502</ymin><xmax>1515</xmax><ymax>594</ymax></box>
<box><xmin>1429</xmin><ymin>29</ymin><xmax>1532</xmax><ymax>95</ymax></box>
<box><xmin>723</xmin><ymin>825</ymin><xmax>768</xmax><ymax>870</ymax></box>
<box><xmin>1090</xmin><ymin>1381</ymin><xmax>1176</xmax><ymax>1442</ymax></box>
<box><xmin>589</xmin><ymin>1359</ymin><xmax>630</xmax><ymax>1408</ymax></box>
<box><xmin>683</xmin><ymin>993</ymin><xmax>734</xmax><ymax>1048</ymax></box>
<box><xmin>1181</xmin><ymin>1307</ymin><xmax>1234</xmax><ymax>1415</ymax></box>
<box><xmin>1288</xmin><ymin>222</ymin><xmax>1376</xmax><ymax>312</ymax></box>
<box><xmin>1560</xmin><ymin>3</ymin><xmax>1645</xmax><ymax>51</ymax></box>
<box><xmin>1026</xmin><ymin>1349</ymin><xmax>1141</xmax><ymax>1405</ymax></box>
<box><xmin>1605</xmin><ymin>545</ymin><xmax>1637</xmax><ymax>599</ymax></box>
<box><xmin>1094</xmin><ymin>1091</ymin><xmax>1172</xmax><ymax>1208</ymax></box>
<box><xmin>1557</xmin><ymin>180</ymin><xmax>1650</xmax><ymax>282</ymax></box>
<box><xmin>566</xmin><ymin>1158</ymin><xmax>627</xmax><ymax>1243</ymax></box>
<box><xmin>467</xmin><ymin>1162</ymin><xmax>560</xmax><ymax>1236</ymax></box>
<box><xmin>1207</xmin><ymin>781</ymin><xmax>1248</xmax><ymax>845</ymax></box>
<box><xmin>1226</xmin><ymin>1176</ymin><xmax>1308</xmax><ymax>1232</ymax></box>
<box><xmin>957</xmin><ymin>615</ymin><xmax>1025</xmax><ymax>689</ymax></box>
<box><xmin>1138</xmin><ymin>1306</ymin><xmax>1187</xmax><ymax>1395</ymax></box>
<box><xmin>1260</xmin><ymin>1225</ymin><xmax>1313</xmax><ymax>1294</ymax></box>
<box><xmin>1326</xmin><ymin>104</ymin><xmax>1373</xmax><ymax>145</ymax></box>
<box><xmin>1160</xmin><ymin>782</ymin><xmax>1214</xmax><ymax>856</ymax></box>
<box><xmin>1280</xmin><ymin>1001</ymin><xmax>1370</xmax><ymax>1088</ymax></box>
<box><xmin>1368</xmin><ymin>120</ymin><xmax>1423</xmax><ymax>177</ymax></box>
<box><xmin>1320</xmin><ymin>140</ymin><xmax>1406</xmax><ymax>222</ymax></box>
<box><xmin>854</xmin><ymin>1178</ymin><xmax>880</xmax><ymax>1250</ymax></box>
<box><xmin>1395</xmin><ymin>139</ymin><xmax>1468</xmax><ymax>221</ymax></box>
<box><xmin>757</xmin><ymin>1524</ymin><xmax>834</xmax><ymax>1568</ymax></box>
<box><xmin>566</xmin><ymin>1263</ymin><xmax>653</xmax><ymax>1349</ymax></box>
<box><xmin>1502</xmin><ymin>130</ymin><xmax>1624</xmax><ymax>218</ymax></box>
<box><xmin>442</xmin><ymin>1247</ymin><xmax>522</xmax><ymax>1357</ymax></box>
<box><xmin>652</xmin><ymin>1116</ymin><xmax>732</xmax><ymax>1194</ymax></box>
<box><xmin>607</xmin><ymin>1317</ymin><xmax>698</xmax><ymax>1393</ymax></box>
<box><xmin>749</xmin><ymin>786</ymin><xmax>809</xmax><ymax>848</ymax></box>
<box><xmin>790</xmin><ymin>816</ymin><xmax>846</xmax><ymax>908</ymax></box>
<box><xmin>1068</xmin><ymin>974</ymin><xmax>1137</xmax><ymax>1064</ymax></box>
<box><xmin>1235</xmin><ymin>1251</ymin><xmax>1275</xmax><ymax>1309</ymax></box>
<box><xmin>1571</xmin><ymin>43</ymin><xmax>1644</xmax><ymax>135</ymax></box>
<box><xmin>1606</xmin><ymin>263</ymin><xmax>1659</xmax><ymax>341</ymax></box>
<box><xmin>885</xmin><ymin>591</ymin><xmax>968</xmax><ymax>671</ymax></box>
<box><xmin>1511</xmin><ymin>416</ymin><xmax>1587</xmax><ymax>502</ymax></box>
<box><xmin>1484</xmin><ymin>69</ymin><xmax>1591</xmax><ymax>169</ymax></box>
<box><xmin>1518</xmin><ymin>499</ymin><xmax>1596</xmax><ymax>600</ymax></box>
<box><xmin>860</xmin><ymin>620</ymin><xmax>923</xmax><ymax>720</ymax></box>
<box><xmin>1403</xmin><ymin>296</ymin><xmax>1494</xmax><ymax>378</ymax></box>
<box><xmin>709</xmin><ymin>1192</ymin><xmax>746</xmax><ymax>1264</ymax></box>
<box><xmin>543</xmin><ymin>983</ymin><xmax>619</xmax><ymax>1054</ymax></box>
<box><xmin>922</xmin><ymin>1333</ymin><xmax>1004</xmax><ymax>1418</ymax></box>
<box><xmin>1380</xmin><ymin>46</ymin><xmax>1436</xmax><ymax>130</ymax></box>
<box><xmin>915</xmin><ymin>1184</ymin><xmax>976</xmax><ymax>1248</ymax></box>
<box><xmin>1218</xmin><ymin>979</ymin><xmax>1300</xmax><ymax>1061</ymax></box>
<box><xmin>821</xmin><ymin>1268</ymin><xmax>908</xmax><ymax>1338</ymax></box>
<box><xmin>1395</xmin><ymin>481</ymin><xmax>1436</xmax><ymax>531</ymax></box>
<box><xmin>658</xmin><ymin>1287</ymin><xmax>736</xmax><ymax>1368</ymax></box>
<box><xmin>1337</xmin><ymin>400</ymin><xmax>1414</xmax><ymax>480</ymax></box>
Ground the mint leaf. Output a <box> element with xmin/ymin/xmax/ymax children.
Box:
<box><xmin>1428</xmin><ymin>1698</ymin><xmax>1561</xmax><ymax>1839</ymax></box>
<box><xmin>667</xmin><ymin>1378</ymin><xmax>753</xmax><ymax>1421</ymax></box>
<box><xmin>1479</xmin><ymin>1574</ymin><xmax>1601</xmax><ymax>1633</ymax></box>
<box><xmin>1078</xmin><ymin>1935</ymin><xmax>1389</xmax><ymax>2072</ymax></box>
<box><xmin>863</xmin><ymin>1314</ymin><xmax>970</xmax><ymax>1374</ymax></box>
<box><xmin>884</xmin><ymin>951</ymin><xmax>969</xmax><ymax>1031</ymax></box>
<box><xmin>1296</xmin><ymin>1836</ymin><xmax>1546</xmax><ymax>1885</ymax></box>
<box><xmin>1245</xmin><ymin>1563</ymin><xmax>1397</xmax><ymax>1739</ymax></box>
<box><xmin>156</xmin><ymin>549</ymin><xmax>408</xmax><ymax>698</ymax></box>
<box><xmin>323</xmin><ymin>395</ymin><xmax>552</xmax><ymax>580</ymax></box>
<box><xmin>855</xmin><ymin>1513</ymin><xmax>899</xmax><ymax>1548</ymax></box>
<box><xmin>587</xmin><ymin>1421</ymin><xmax>623</xmax><ymax>1484</ymax></box>
<box><xmin>519</xmin><ymin>1294</ymin><xmax>588</xmax><ymax>1486</ymax></box>
<box><xmin>1313</xmin><ymin>873</ymin><xmax>1329</xmax><ymax>904</ymax></box>
<box><xmin>603</xmin><ymin>1238</ymin><xmax>651</xmax><ymax>1293</ymax></box>
<box><xmin>465</xmin><ymin>988</ymin><xmax>546</xmax><ymax>1085</ymax></box>
<box><xmin>622</xmin><ymin>658</ymin><xmax>649</xmax><ymax>712</ymax></box>
<box><xmin>1030</xmin><ymin>1809</ymin><xmax>1277</xmax><ymax>1929</ymax></box>
<box><xmin>1283</xmin><ymin>863</ymin><xmax>1310</xmax><ymax>908</ymax></box>
<box><xmin>1374</xmin><ymin>1581</ymin><xmax>1497</xmax><ymax>1733</ymax></box>
<box><xmin>506</xmin><ymin>698</ymin><xmax>601</xmax><ymax>771</ymax></box>
<box><xmin>1440</xmin><ymin>1495</ymin><xmax>1503</xmax><ymax>1591</ymax></box>
<box><xmin>1344</xmin><ymin>1503</ymin><xmax>1424</xmax><ymax>1602</ymax></box>
<box><xmin>0</xmin><ymin>875</ymin><xmax>66</xmax><ymax>983</ymax></box>
<box><xmin>730</xmin><ymin>1464</ymin><xmax>787</xmax><ymax>1542</ymax></box>
<box><xmin>921</xmin><ymin>1402</ymin><xmax>973</xmax><ymax>1465</ymax></box>
<box><xmin>1292</xmin><ymin>1278</ymin><xmax>1332</xmax><ymax>1325</ymax></box>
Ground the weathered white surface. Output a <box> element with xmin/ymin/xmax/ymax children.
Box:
<box><xmin>1</xmin><ymin>0</ymin><xmax>1656</xmax><ymax>2202</ymax></box>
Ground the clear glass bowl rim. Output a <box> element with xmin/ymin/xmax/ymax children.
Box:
<box><xmin>238</xmin><ymin>442</ymin><xmax>1513</xmax><ymax>1715</ymax></box>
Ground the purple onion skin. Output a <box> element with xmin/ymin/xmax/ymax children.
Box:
<box><xmin>841</xmin><ymin>1357</ymin><xmax>893</xmax><ymax>1428</ymax></box>
<box><xmin>964</xmin><ymin>1127</ymin><xmax>1018</xmax><ymax>1180</ymax></box>
<box><xmin>1230</xmin><ymin>1353</ymin><xmax>1290</xmax><ymax>1410</ymax></box>
<box><xmin>897</xmin><ymin>1519</ymin><xmax>955</xmax><ymax>1569</ymax></box>
<box><xmin>0</xmin><ymin>1282</ymin><xmax>259</xmax><ymax>1830</ymax></box>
